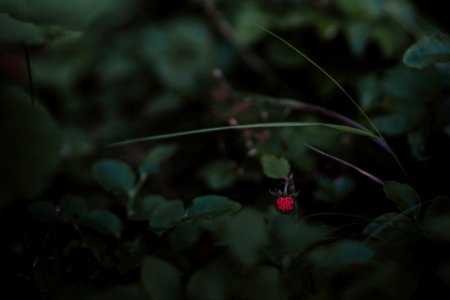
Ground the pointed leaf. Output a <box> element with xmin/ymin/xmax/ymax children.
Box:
<box><xmin>403</xmin><ymin>34</ymin><xmax>450</xmax><ymax>68</ymax></box>
<box><xmin>93</xmin><ymin>159</ymin><xmax>135</xmax><ymax>198</ymax></box>
<box><xmin>86</xmin><ymin>210</ymin><xmax>123</xmax><ymax>238</ymax></box>
<box><xmin>186</xmin><ymin>195</ymin><xmax>241</xmax><ymax>221</ymax></box>
<box><xmin>261</xmin><ymin>155</ymin><xmax>290</xmax><ymax>179</ymax></box>
<box><xmin>383</xmin><ymin>181</ymin><xmax>421</xmax><ymax>215</ymax></box>
<box><xmin>148</xmin><ymin>200</ymin><xmax>184</xmax><ymax>235</ymax></box>
<box><xmin>141</xmin><ymin>256</ymin><xmax>181</xmax><ymax>300</ymax></box>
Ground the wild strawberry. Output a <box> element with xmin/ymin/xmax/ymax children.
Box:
<box><xmin>275</xmin><ymin>196</ymin><xmax>295</xmax><ymax>213</ymax></box>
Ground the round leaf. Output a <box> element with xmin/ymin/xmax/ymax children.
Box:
<box><xmin>141</xmin><ymin>256</ymin><xmax>181</xmax><ymax>300</ymax></box>
<box><xmin>93</xmin><ymin>159</ymin><xmax>135</xmax><ymax>198</ymax></box>
<box><xmin>261</xmin><ymin>155</ymin><xmax>290</xmax><ymax>179</ymax></box>
<box><xmin>186</xmin><ymin>195</ymin><xmax>241</xmax><ymax>221</ymax></box>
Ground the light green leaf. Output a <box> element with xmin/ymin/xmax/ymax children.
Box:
<box><xmin>148</xmin><ymin>200</ymin><xmax>184</xmax><ymax>235</ymax></box>
<box><xmin>186</xmin><ymin>195</ymin><xmax>241</xmax><ymax>221</ymax></box>
<box><xmin>383</xmin><ymin>181</ymin><xmax>421</xmax><ymax>215</ymax></box>
<box><xmin>261</xmin><ymin>155</ymin><xmax>290</xmax><ymax>179</ymax></box>
<box><xmin>86</xmin><ymin>210</ymin><xmax>123</xmax><ymax>238</ymax></box>
<box><xmin>403</xmin><ymin>34</ymin><xmax>450</xmax><ymax>68</ymax></box>
<box><xmin>93</xmin><ymin>159</ymin><xmax>135</xmax><ymax>198</ymax></box>
<box><xmin>141</xmin><ymin>256</ymin><xmax>181</xmax><ymax>300</ymax></box>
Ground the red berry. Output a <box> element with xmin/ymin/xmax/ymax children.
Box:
<box><xmin>275</xmin><ymin>196</ymin><xmax>295</xmax><ymax>213</ymax></box>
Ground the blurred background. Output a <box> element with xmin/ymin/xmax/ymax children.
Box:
<box><xmin>1</xmin><ymin>0</ymin><xmax>450</xmax><ymax>299</ymax></box>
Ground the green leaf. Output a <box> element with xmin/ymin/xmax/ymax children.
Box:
<box><xmin>138</xmin><ymin>144</ymin><xmax>177</xmax><ymax>175</ymax></box>
<box><xmin>261</xmin><ymin>155</ymin><xmax>290</xmax><ymax>179</ymax></box>
<box><xmin>186</xmin><ymin>195</ymin><xmax>241</xmax><ymax>221</ymax></box>
<box><xmin>224</xmin><ymin>208</ymin><xmax>270</xmax><ymax>265</ymax></box>
<box><xmin>187</xmin><ymin>260</ymin><xmax>234</xmax><ymax>300</ymax></box>
<box><xmin>238</xmin><ymin>266</ymin><xmax>286</xmax><ymax>300</ymax></box>
<box><xmin>403</xmin><ymin>34</ymin><xmax>450</xmax><ymax>68</ymax></box>
<box><xmin>148</xmin><ymin>200</ymin><xmax>184</xmax><ymax>235</ymax></box>
<box><xmin>128</xmin><ymin>194</ymin><xmax>166</xmax><ymax>221</ymax></box>
<box><xmin>141</xmin><ymin>256</ymin><xmax>181</xmax><ymax>300</ymax></box>
<box><xmin>0</xmin><ymin>87</ymin><xmax>60</xmax><ymax>208</ymax></box>
<box><xmin>423</xmin><ymin>196</ymin><xmax>450</xmax><ymax>241</ymax></box>
<box><xmin>93</xmin><ymin>159</ymin><xmax>135</xmax><ymax>198</ymax></box>
<box><xmin>267</xmin><ymin>210</ymin><xmax>328</xmax><ymax>255</ymax></box>
<box><xmin>383</xmin><ymin>181</ymin><xmax>421</xmax><ymax>215</ymax></box>
<box><xmin>362</xmin><ymin>212</ymin><xmax>414</xmax><ymax>242</ymax></box>
<box><xmin>86</xmin><ymin>210</ymin><xmax>123</xmax><ymax>238</ymax></box>
<box><xmin>58</xmin><ymin>195</ymin><xmax>86</xmax><ymax>224</ymax></box>
<box><xmin>0</xmin><ymin>13</ymin><xmax>44</xmax><ymax>46</ymax></box>
<box><xmin>199</xmin><ymin>160</ymin><xmax>236</xmax><ymax>190</ymax></box>
<box><xmin>28</xmin><ymin>201</ymin><xmax>57</xmax><ymax>223</ymax></box>
<box><xmin>309</xmin><ymin>240</ymin><xmax>375</xmax><ymax>268</ymax></box>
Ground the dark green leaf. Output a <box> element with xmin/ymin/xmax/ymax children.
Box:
<box><xmin>383</xmin><ymin>181</ymin><xmax>421</xmax><ymax>215</ymax></box>
<box><xmin>224</xmin><ymin>208</ymin><xmax>270</xmax><ymax>265</ymax></box>
<box><xmin>28</xmin><ymin>201</ymin><xmax>57</xmax><ymax>223</ymax></box>
<box><xmin>186</xmin><ymin>195</ymin><xmax>241</xmax><ymax>221</ymax></box>
<box><xmin>0</xmin><ymin>87</ymin><xmax>60</xmax><ymax>208</ymax></box>
<box><xmin>0</xmin><ymin>13</ymin><xmax>44</xmax><ymax>46</ymax></box>
<box><xmin>148</xmin><ymin>200</ymin><xmax>184</xmax><ymax>235</ymax></box>
<box><xmin>199</xmin><ymin>160</ymin><xmax>236</xmax><ymax>190</ymax></box>
<box><xmin>362</xmin><ymin>212</ymin><xmax>414</xmax><ymax>242</ymax></box>
<box><xmin>423</xmin><ymin>196</ymin><xmax>450</xmax><ymax>241</ymax></box>
<box><xmin>267</xmin><ymin>210</ymin><xmax>328</xmax><ymax>255</ymax></box>
<box><xmin>93</xmin><ymin>159</ymin><xmax>135</xmax><ymax>198</ymax></box>
<box><xmin>187</xmin><ymin>260</ymin><xmax>234</xmax><ymax>300</ymax></box>
<box><xmin>309</xmin><ymin>240</ymin><xmax>375</xmax><ymax>268</ymax></box>
<box><xmin>238</xmin><ymin>266</ymin><xmax>286</xmax><ymax>300</ymax></box>
<box><xmin>403</xmin><ymin>34</ymin><xmax>450</xmax><ymax>68</ymax></box>
<box><xmin>141</xmin><ymin>256</ymin><xmax>181</xmax><ymax>300</ymax></box>
<box><xmin>58</xmin><ymin>195</ymin><xmax>86</xmax><ymax>223</ymax></box>
<box><xmin>168</xmin><ymin>223</ymin><xmax>202</xmax><ymax>252</ymax></box>
<box><xmin>261</xmin><ymin>155</ymin><xmax>290</xmax><ymax>179</ymax></box>
<box><xmin>128</xmin><ymin>194</ymin><xmax>166</xmax><ymax>221</ymax></box>
<box><xmin>86</xmin><ymin>210</ymin><xmax>123</xmax><ymax>238</ymax></box>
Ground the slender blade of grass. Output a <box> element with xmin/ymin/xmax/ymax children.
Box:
<box><xmin>254</xmin><ymin>25</ymin><xmax>406</xmax><ymax>175</ymax></box>
<box><xmin>107</xmin><ymin>122</ymin><xmax>377</xmax><ymax>147</ymax></box>
<box><xmin>304</xmin><ymin>143</ymin><xmax>384</xmax><ymax>185</ymax></box>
